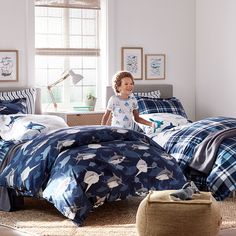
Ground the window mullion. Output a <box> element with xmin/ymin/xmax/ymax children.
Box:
<box><xmin>63</xmin><ymin>7</ymin><xmax>71</xmax><ymax>107</ymax></box>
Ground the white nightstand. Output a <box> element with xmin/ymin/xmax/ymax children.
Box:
<box><xmin>44</xmin><ymin>110</ymin><xmax>105</xmax><ymax>126</ymax></box>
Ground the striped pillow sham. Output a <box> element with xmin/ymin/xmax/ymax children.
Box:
<box><xmin>134</xmin><ymin>90</ymin><xmax>161</xmax><ymax>99</ymax></box>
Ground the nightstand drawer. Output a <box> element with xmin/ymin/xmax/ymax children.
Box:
<box><xmin>67</xmin><ymin>113</ymin><xmax>104</xmax><ymax>126</ymax></box>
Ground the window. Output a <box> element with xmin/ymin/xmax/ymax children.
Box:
<box><xmin>35</xmin><ymin>0</ymin><xmax>100</xmax><ymax>111</ymax></box>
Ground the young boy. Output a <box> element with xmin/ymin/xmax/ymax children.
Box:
<box><xmin>101</xmin><ymin>71</ymin><xmax>156</xmax><ymax>129</ymax></box>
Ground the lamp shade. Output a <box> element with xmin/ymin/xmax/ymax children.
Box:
<box><xmin>68</xmin><ymin>69</ymin><xmax>83</xmax><ymax>85</ymax></box>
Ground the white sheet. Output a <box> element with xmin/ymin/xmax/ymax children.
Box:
<box><xmin>0</xmin><ymin>114</ymin><xmax>68</xmax><ymax>141</ymax></box>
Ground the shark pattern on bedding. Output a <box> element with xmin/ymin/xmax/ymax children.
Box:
<box><xmin>0</xmin><ymin>125</ymin><xmax>186</xmax><ymax>225</ymax></box>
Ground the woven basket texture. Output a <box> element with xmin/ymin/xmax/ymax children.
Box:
<box><xmin>136</xmin><ymin>190</ymin><xmax>221</xmax><ymax>236</ymax></box>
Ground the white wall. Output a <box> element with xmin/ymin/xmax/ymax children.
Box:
<box><xmin>0</xmin><ymin>0</ymin><xmax>35</xmax><ymax>87</ymax></box>
<box><xmin>196</xmin><ymin>0</ymin><xmax>236</xmax><ymax>119</ymax></box>
<box><xmin>107</xmin><ymin>0</ymin><xmax>196</xmax><ymax>120</ymax></box>
<box><xmin>2</xmin><ymin>1</ymin><xmax>235</xmax><ymax>121</ymax></box>
<box><xmin>0</xmin><ymin>0</ymin><xmax>196</xmax><ymax>120</ymax></box>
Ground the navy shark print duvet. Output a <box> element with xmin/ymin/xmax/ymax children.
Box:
<box><xmin>0</xmin><ymin>126</ymin><xmax>186</xmax><ymax>225</ymax></box>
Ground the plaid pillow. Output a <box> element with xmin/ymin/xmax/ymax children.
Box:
<box><xmin>137</xmin><ymin>97</ymin><xmax>188</xmax><ymax>119</ymax></box>
<box><xmin>0</xmin><ymin>98</ymin><xmax>27</xmax><ymax>115</ymax></box>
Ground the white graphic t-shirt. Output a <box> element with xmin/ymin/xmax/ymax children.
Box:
<box><xmin>107</xmin><ymin>94</ymin><xmax>138</xmax><ymax>129</ymax></box>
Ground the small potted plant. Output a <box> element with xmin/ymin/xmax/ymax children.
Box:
<box><xmin>85</xmin><ymin>92</ymin><xmax>97</xmax><ymax>111</ymax></box>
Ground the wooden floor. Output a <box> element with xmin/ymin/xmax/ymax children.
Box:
<box><xmin>0</xmin><ymin>225</ymin><xmax>236</xmax><ymax>236</ymax></box>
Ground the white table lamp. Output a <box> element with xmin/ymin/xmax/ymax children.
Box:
<box><xmin>47</xmin><ymin>69</ymin><xmax>83</xmax><ymax>110</ymax></box>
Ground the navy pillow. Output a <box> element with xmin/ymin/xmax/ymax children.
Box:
<box><xmin>137</xmin><ymin>97</ymin><xmax>188</xmax><ymax>119</ymax></box>
<box><xmin>0</xmin><ymin>98</ymin><xmax>27</xmax><ymax>114</ymax></box>
<box><xmin>0</xmin><ymin>88</ymin><xmax>36</xmax><ymax>114</ymax></box>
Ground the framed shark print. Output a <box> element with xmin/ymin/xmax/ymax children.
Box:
<box><xmin>121</xmin><ymin>47</ymin><xmax>143</xmax><ymax>80</ymax></box>
<box><xmin>0</xmin><ymin>50</ymin><xmax>18</xmax><ymax>82</ymax></box>
<box><xmin>145</xmin><ymin>54</ymin><xmax>165</xmax><ymax>80</ymax></box>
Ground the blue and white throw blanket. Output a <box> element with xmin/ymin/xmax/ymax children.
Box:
<box><xmin>154</xmin><ymin>116</ymin><xmax>236</xmax><ymax>200</ymax></box>
<box><xmin>0</xmin><ymin>125</ymin><xmax>186</xmax><ymax>225</ymax></box>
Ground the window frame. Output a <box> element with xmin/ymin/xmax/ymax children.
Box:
<box><xmin>35</xmin><ymin>1</ymin><xmax>101</xmax><ymax>111</ymax></box>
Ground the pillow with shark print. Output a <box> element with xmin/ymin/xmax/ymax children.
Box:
<box><xmin>138</xmin><ymin>113</ymin><xmax>190</xmax><ymax>137</ymax></box>
<box><xmin>0</xmin><ymin>98</ymin><xmax>27</xmax><ymax>114</ymax></box>
<box><xmin>0</xmin><ymin>114</ymin><xmax>68</xmax><ymax>141</ymax></box>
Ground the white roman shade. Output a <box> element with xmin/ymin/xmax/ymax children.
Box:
<box><xmin>35</xmin><ymin>0</ymin><xmax>100</xmax><ymax>56</ymax></box>
<box><xmin>35</xmin><ymin>0</ymin><xmax>100</xmax><ymax>9</ymax></box>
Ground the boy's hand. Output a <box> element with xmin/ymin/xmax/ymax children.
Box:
<box><xmin>151</xmin><ymin>122</ymin><xmax>157</xmax><ymax>129</ymax></box>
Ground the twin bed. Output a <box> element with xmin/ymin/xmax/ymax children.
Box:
<box><xmin>107</xmin><ymin>84</ymin><xmax>236</xmax><ymax>201</ymax></box>
<box><xmin>0</xmin><ymin>85</ymin><xmax>235</xmax><ymax>226</ymax></box>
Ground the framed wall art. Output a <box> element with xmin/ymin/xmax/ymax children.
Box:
<box><xmin>121</xmin><ymin>47</ymin><xmax>143</xmax><ymax>80</ymax></box>
<box><xmin>0</xmin><ymin>50</ymin><xmax>18</xmax><ymax>82</ymax></box>
<box><xmin>145</xmin><ymin>54</ymin><xmax>165</xmax><ymax>80</ymax></box>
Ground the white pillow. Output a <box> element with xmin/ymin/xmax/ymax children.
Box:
<box><xmin>138</xmin><ymin>113</ymin><xmax>190</xmax><ymax>137</ymax></box>
<box><xmin>0</xmin><ymin>114</ymin><xmax>68</xmax><ymax>141</ymax></box>
<box><xmin>134</xmin><ymin>90</ymin><xmax>161</xmax><ymax>98</ymax></box>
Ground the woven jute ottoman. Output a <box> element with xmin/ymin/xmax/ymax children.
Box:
<box><xmin>136</xmin><ymin>190</ymin><xmax>221</xmax><ymax>236</ymax></box>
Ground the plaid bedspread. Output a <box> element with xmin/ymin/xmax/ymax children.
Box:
<box><xmin>154</xmin><ymin>116</ymin><xmax>236</xmax><ymax>200</ymax></box>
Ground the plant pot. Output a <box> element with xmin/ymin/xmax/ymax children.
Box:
<box><xmin>85</xmin><ymin>96</ymin><xmax>97</xmax><ymax>111</ymax></box>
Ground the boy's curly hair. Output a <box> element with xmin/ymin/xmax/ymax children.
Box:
<box><xmin>112</xmin><ymin>71</ymin><xmax>134</xmax><ymax>94</ymax></box>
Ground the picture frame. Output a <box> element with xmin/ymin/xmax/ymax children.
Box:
<box><xmin>0</xmin><ymin>50</ymin><xmax>18</xmax><ymax>82</ymax></box>
<box><xmin>145</xmin><ymin>54</ymin><xmax>165</xmax><ymax>80</ymax></box>
<box><xmin>121</xmin><ymin>47</ymin><xmax>143</xmax><ymax>80</ymax></box>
